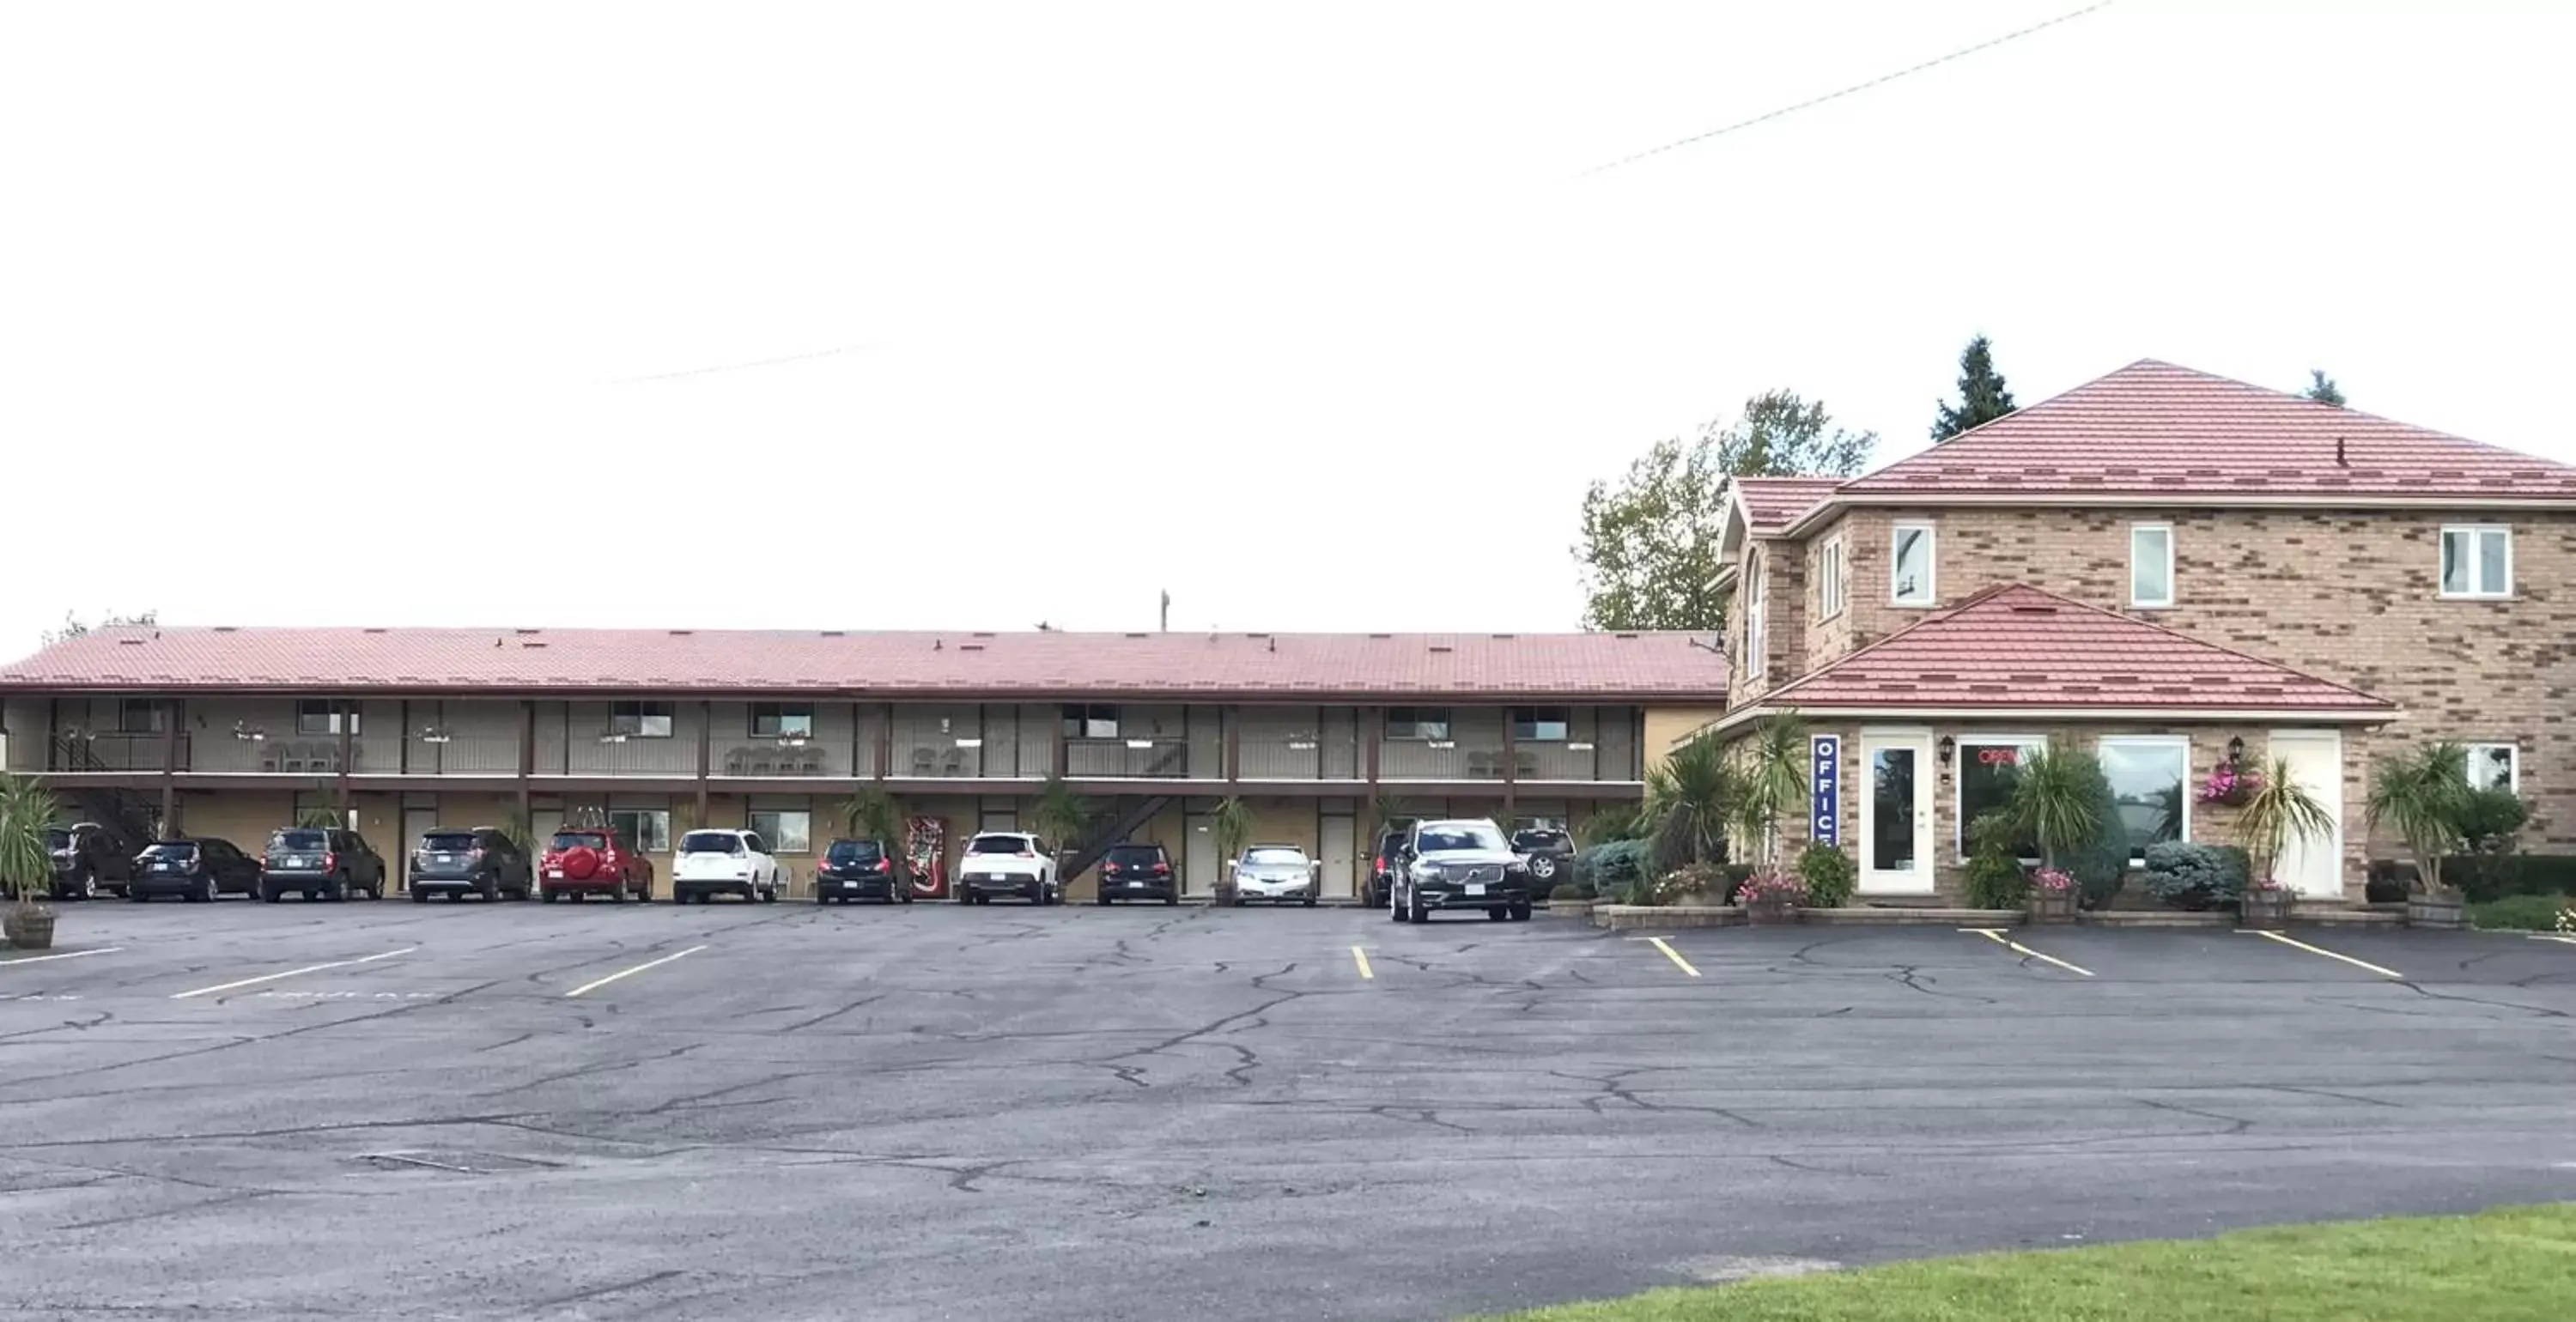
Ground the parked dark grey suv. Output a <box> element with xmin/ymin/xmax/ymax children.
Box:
<box><xmin>409</xmin><ymin>828</ymin><xmax>535</xmax><ymax>902</ymax></box>
<box><xmin>261</xmin><ymin>828</ymin><xmax>389</xmax><ymax>902</ymax></box>
<box><xmin>46</xmin><ymin>822</ymin><xmax>137</xmax><ymax>900</ymax></box>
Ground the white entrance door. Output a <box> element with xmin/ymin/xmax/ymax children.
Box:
<box><xmin>2269</xmin><ymin>730</ymin><xmax>2345</xmax><ymax>898</ymax></box>
<box><xmin>1319</xmin><ymin>814</ymin><xmax>1356</xmax><ymax>899</ymax></box>
<box><xmin>400</xmin><ymin>805</ymin><xmax>438</xmax><ymax>893</ymax></box>
<box><xmin>1859</xmin><ymin>732</ymin><xmax>1935</xmax><ymax>894</ymax></box>
<box><xmin>1183</xmin><ymin>811</ymin><xmax>1217</xmax><ymax>896</ymax></box>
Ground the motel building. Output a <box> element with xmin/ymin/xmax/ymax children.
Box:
<box><xmin>0</xmin><ymin>628</ymin><xmax>1727</xmax><ymax>899</ymax></box>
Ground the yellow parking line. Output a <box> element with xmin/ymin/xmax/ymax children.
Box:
<box><xmin>563</xmin><ymin>945</ymin><xmax>708</xmax><ymax>998</ymax></box>
<box><xmin>1959</xmin><ymin>927</ymin><xmax>2093</xmax><ymax>977</ymax></box>
<box><xmin>171</xmin><ymin>946</ymin><xmax>417</xmax><ymax>1000</ymax></box>
<box><xmin>1351</xmin><ymin>945</ymin><xmax>1375</xmax><ymax>980</ymax></box>
<box><xmin>2245</xmin><ymin>929</ymin><xmax>2403</xmax><ymax>979</ymax></box>
<box><xmin>1645</xmin><ymin>936</ymin><xmax>1700</xmax><ymax>978</ymax></box>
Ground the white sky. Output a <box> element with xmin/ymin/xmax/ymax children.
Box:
<box><xmin>7</xmin><ymin>1</ymin><xmax>2569</xmax><ymax>658</ymax></box>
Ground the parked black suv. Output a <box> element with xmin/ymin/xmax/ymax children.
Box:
<box><xmin>1096</xmin><ymin>842</ymin><xmax>1176</xmax><ymax>905</ymax></box>
<box><xmin>409</xmin><ymin>827</ymin><xmax>535</xmax><ymax>902</ymax></box>
<box><xmin>130</xmin><ymin>838</ymin><xmax>263</xmax><ymax>902</ymax></box>
<box><xmin>1510</xmin><ymin>828</ymin><xmax>1576</xmax><ymax>888</ymax></box>
<box><xmin>814</xmin><ymin>838</ymin><xmax>910</xmax><ymax>905</ymax></box>
<box><xmin>261</xmin><ymin>828</ymin><xmax>389</xmax><ymax>902</ymax></box>
<box><xmin>1365</xmin><ymin>829</ymin><xmax>1406</xmax><ymax>908</ymax></box>
<box><xmin>46</xmin><ymin>822</ymin><xmax>137</xmax><ymax>900</ymax></box>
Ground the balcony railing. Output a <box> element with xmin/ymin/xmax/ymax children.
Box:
<box><xmin>1237</xmin><ymin>738</ymin><xmax>1362</xmax><ymax>780</ymax></box>
<box><xmin>405</xmin><ymin>734</ymin><xmax>522</xmax><ymax>775</ymax></box>
<box><xmin>1065</xmin><ymin>739</ymin><xmax>1190</xmax><ymax>778</ymax></box>
<box><xmin>52</xmin><ymin>732</ymin><xmax>178</xmax><ymax>772</ymax></box>
<box><xmin>892</xmin><ymin>742</ymin><xmax>988</xmax><ymax>779</ymax></box>
<box><xmin>712</xmin><ymin>741</ymin><xmax>859</xmax><ymax>779</ymax></box>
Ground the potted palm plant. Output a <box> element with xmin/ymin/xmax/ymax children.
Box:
<box><xmin>2366</xmin><ymin>743</ymin><xmax>2472</xmax><ymax>930</ymax></box>
<box><xmin>1</xmin><ymin>773</ymin><xmax>62</xmax><ymax>950</ymax></box>
<box><xmin>1995</xmin><ymin>743</ymin><xmax>2109</xmax><ymax>924</ymax></box>
<box><xmin>1649</xmin><ymin>732</ymin><xmax>1732</xmax><ymax>888</ymax></box>
<box><xmin>1735</xmin><ymin>712</ymin><xmax>1809</xmax><ymax>865</ymax></box>
<box><xmin>2236</xmin><ymin>754</ymin><xmax>2337</xmax><ymax>930</ymax></box>
<box><xmin>1030</xmin><ymin>774</ymin><xmax>1093</xmax><ymax>892</ymax></box>
<box><xmin>1210</xmin><ymin>795</ymin><xmax>1253</xmax><ymax>907</ymax></box>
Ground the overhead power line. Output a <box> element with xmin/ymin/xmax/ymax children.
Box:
<box><xmin>1579</xmin><ymin>0</ymin><xmax>2118</xmax><ymax>178</ymax></box>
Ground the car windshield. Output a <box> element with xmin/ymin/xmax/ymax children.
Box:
<box><xmin>421</xmin><ymin>833</ymin><xmax>479</xmax><ymax>852</ymax></box>
<box><xmin>1244</xmin><ymin>847</ymin><xmax>1305</xmax><ymax>865</ymax></box>
<box><xmin>1104</xmin><ymin>845</ymin><xmax>1163</xmax><ymax>864</ymax></box>
<box><xmin>271</xmin><ymin>829</ymin><xmax>330</xmax><ymax>852</ymax></box>
<box><xmin>967</xmin><ymin>835</ymin><xmax>1029</xmax><ymax>855</ymax></box>
<box><xmin>681</xmin><ymin>832</ymin><xmax>745</xmax><ymax>855</ymax></box>
<box><xmin>46</xmin><ymin>828</ymin><xmax>71</xmax><ymax>850</ymax></box>
<box><xmin>141</xmin><ymin>842</ymin><xmax>198</xmax><ymax>858</ymax></box>
<box><xmin>1416</xmin><ymin>823</ymin><xmax>1507</xmax><ymax>853</ymax></box>
<box><xmin>826</xmin><ymin>840</ymin><xmax>883</xmax><ymax>863</ymax></box>
<box><xmin>550</xmin><ymin>832</ymin><xmax>609</xmax><ymax>852</ymax></box>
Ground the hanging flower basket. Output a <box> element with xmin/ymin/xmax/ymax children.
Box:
<box><xmin>2025</xmin><ymin>868</ymin><xmax>2077</xmax><ymax>925</ymax></box>
<box><xmin>2198</xmin><ymin>761</ymin><xmax>2259</xmax><ymax>809</ymax></box>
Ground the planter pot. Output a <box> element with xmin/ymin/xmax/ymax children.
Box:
<box><xmin>2238</xmin><ymin>889</ymin><xmax>2294</xmax><ymax>931</ymax></box>
<box><xmin>4</xmin><ymin>907</ymin><xmax>57</xmax><ymax>950</ymax></box>
<box><xmin>1742</xmin><ymin>897</ymin><xmax>1801</xmax><ymax>926</ymax></box>
<box><xmin>2025</xmin><ymin>889</ymin><xmax>2077</xmax><ymax>925</ymax></box>
<box><xmin>2405</xmin><ymin>894</ymin><xmax>2466</xmax><ymax>931</ymax></box>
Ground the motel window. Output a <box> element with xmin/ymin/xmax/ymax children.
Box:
<box><xmin>1892</xmin><ymin>523</ymin><xmax>1935</xmax><ymax>606</ymax></box>
<box><xmin>1510</xmin><ymin>706</ymin><xmax>1571</xmax><ymax>743</ymax></box>
<box><xmin>2466</xmin><ymin>743</ymin><xmax>2518</xmax><ymax>793</ymax></box>
<box><xmin>610</xmin><ymin>701</ymin><xmax>675</xmax><ymax>738</ymax></box>
<box><xmin>1742</xmin><ymin>551</ymin><xmax>1767</xmax><ymax>681</ymax></box>
<box><xmin>1956</xmin><ymin>737</ymin><xmax>2044</xmax><ymax>860</ymax></box>
<box><xmin>1061</xmin><ymin>704</ymin><xmax>1121</xmax><ymax>740</ymax></box>
<box><xmin>2099</xmin><ymin>737</ymin><xmax>2190</xmax><ymax>862</ymax></box>
<box><xmin>750</xmin><ymin>702</ymin><xmax>813</xmax><ymax>738</ymax></box>
<box><xmin>1385</xmin><ymin>707</ymin><xmax>1452</xmax><ymax>741</ymax></box>
<box><xmin>606</xmin><ymin>809</ymin><xmax>671</xmax><ymax>852</ymax></box>
<box><xmin>2439</xmin><ymin>526</ymin><xmax>2511</xmax><ymax>598</ymax></box>
<box><xmin>296</xmin><ymin>699</ymin><xmax>359</xmax><ymax>737</ymax></box>
<box><xmin>2130</xmin><ymin>524</ymin><xmax>2175</xmax><ymax>609</ymax></box>
<box><xmin>748</xmin><ymin>809</ymin><xmax>812</xmax><ymax>854</ymax></box>
<box><xmin>116</xmin><ymin>699</ymin><xmax>166</xmax><ymax>734</ymax></box>
<box><xmin>1817</xmin><ymin>536</ymin><xmax>1846</xmax><ymax>620</ymax></box>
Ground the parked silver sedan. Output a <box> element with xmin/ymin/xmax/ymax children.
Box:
<box><xmin>1229</xmin><ymin>845</ymin><xmax>1322</xmax><ymax>906</ymax></box>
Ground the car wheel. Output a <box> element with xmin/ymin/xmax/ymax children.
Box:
<box><xmin>77</xmin><ymin>873</ymin><xmax>97</xmax><ymax>901</ymax></box>
<box><xmin>262</xmin><ymin>882</ymin><xmax>281</xmax><ymax>903</ymax></box>
<box><xmin>200</xmin><ymin>876</ymin><xmax>218</xmax><ymax>904</ymax></box>
<box><xmin>899</xmin><ymin>888</ymin><xmax>914</xmax><ymax>905</ymax></box>
<box><xmin>1303</xmin><ymin>894</ymin><xmax>1317</xmax><ymax>907</ymax></box>
<box><xmin>330</xmin><ymin>880</ymin><xmax>349</xmax><ymax>903</ymax></box>
<box><xmin>1408</xmin><ymin>889</ymin><xmax>1429</xmax><ymax>924</ymax></box>
<box><xmin>1510</xmin><ymin>901</ymin><xmax>1533</xmax><ymax>922</ymax></box>
<box><xmin>412</xmin><ymin>888</ymin><xmax>429</xmax><ymax>904</ymax></box>
<box><xmin>1389</xmin><ymin>885</ymin><xmax>1407</xmax><ymax>923</ymax></box>
<box><xmin>1528</xmin><ymin>855</ymin><xmax>1558</xmax><ymax>882</ymax></box>
<box><xmin>1486</xmin><ymin>907</ymin><xmax>1505</xmax><ymax>921</ymax></box>
<box><xmin>540</xmin><ymin>888</ymin><xmax>558</xmax><ymax>903</ymax></box>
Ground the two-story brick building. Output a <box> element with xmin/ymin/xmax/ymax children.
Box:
<box><xmin>0</xmin><ymin>628</ymin><xmax>1728</xmax><ymax>899</ymax></box>
<box><xmin>1711</xmin><ymin>360</ymin><xmax>2576</xmax><ymax>902</ymax></box>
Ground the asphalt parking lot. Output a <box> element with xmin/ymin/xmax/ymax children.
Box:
<box><xmin>3</xmin><ymin>902</ymin><xmax>2573</xmax><ymax>1321</ymax></box>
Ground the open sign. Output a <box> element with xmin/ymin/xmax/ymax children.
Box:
<box><xmin>1978</xmin><ymin>747</ymin><xmax>2022</xmax><ymax>767</ymax></box>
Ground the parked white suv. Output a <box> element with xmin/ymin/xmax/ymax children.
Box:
<box><xmin>672</xmin><ymin>829</ymin><xmax>785</xmax><ymax>905</ymax></box>
<box><xmin>958</xmin><ymin>831</ymin><xmax>1061</xmax><ymax>906</ymax></box>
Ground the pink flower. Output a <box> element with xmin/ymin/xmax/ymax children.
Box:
<box><xmin>2030</xmin><ymin>867</ymin><xmax>2076</xmax><ymax>893</ymax></box>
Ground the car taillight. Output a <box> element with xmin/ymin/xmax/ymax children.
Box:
<box><xmin>1017</xmin><ymin>849</ymin><xmax>1036</xmax><ymax>858</ymax></box>
<box><xmin>1152</xmin><ymin>862</ymin><xmax>1170</xmax><ymax>875</ymax></box>
<box><xmin>323</xmin><ymin>852</ymin><xmax>337</xmax><ymax>872</ymax></box>
<box><xmin>874</xmin><ymin>858</ymin><xmax>890</xmax><ymax>872</ymax></box>
<box><xmin>469</xmin><ymin>848</ymin><xmax>485</xmax><ymax>862</ymax></box>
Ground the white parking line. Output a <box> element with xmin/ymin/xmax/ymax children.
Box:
<box><xmin>2243</xmin><ymin>929</ymin><xmax>2403</xmax><ymax>979</ymax></box>
<box><xmin>2530</xmin><ymin>935</ymin><xmax>2576</xmax><ymax>947</ymax></box>
<box><xmin>1960</xmin><ymin>928</ymin><xmax>2094</xmax><ymax>977</ymax></box>
<box><xmin>170</xmin><ymin>947</ymin><xmax>418</xmax><ymax>1000</ymax></box>
<box><xmin>0</xmin><ymin>947</ymin><xmax>124</xmax><ymax>968</ymax></box>
<box><xmin>563</xmin><ymin>945</ymin><xmax>708</xmax><ymax>998</ymax></box>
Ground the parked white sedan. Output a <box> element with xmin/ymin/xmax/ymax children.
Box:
<box><xmin>672</xmin><ymin>829</ymin><xmax>785</xmax><ymax>904</ymax></box>
<box><xmin>1229</xmin><ymin>845</ymin><xmax>1322</xmax><ymax>906</ymax></box>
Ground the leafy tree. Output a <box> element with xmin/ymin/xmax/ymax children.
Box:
<box><xmin>2306</xmin><ymin>370</ymin><xmax>2346</xmax><ymax>406</ymax></box>
<box><xmin>1930</xmin><ymin>336</ymin><xmax>2018</xmax><ymax>441</ymax></box>
<box><xmin>1576</xmin><ymin>391</ymin><xmax>1874</xmax><ymax>630</ymax></box>
<box><xmin>43</xmin><ymin>609</ymin><xmax>156</xmax><ymax>645</ymax></box>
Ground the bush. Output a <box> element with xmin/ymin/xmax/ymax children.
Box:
<box><xmin>1720</xmin><ymin>863</ymin><xmax>1755</xmax><ymax>903</ymax></box>
<box><xmin>2446</xmin><ymin>854</ymin><xmax>2576</xmax><ymax>904</ymax></box>
<box><xmin>2458</xmin><ymin>787</ymin><xmax>2531</xmax><ymax>856</ymax></box>
<box><xmin>2469</xmin><ymin>894</ymin><xmax>2576</xmax><ymax>931</ymax></box>
<box><xmin>2066</xmin><ymin>764</ymin><xmax>2130</xmax><ymax>910</ymax></box>
<box><xmin>1666</xmin><ymin>862</ymin><xmax>1729</xmax><ymax>901</ymax></box>
<box><xmin>1547</xmin><ymin>881</ymin><xmax>1595</xmax><ymax>902</ymax></box>
<box><xmin>1797</xmin><ymin>843</ymin><xmax>1856</xmax><ymax>909</ymax></box>
<box><xmin>1576</xmin><ymin>840</ymin><xmax>1649</xmax><ymax>893</ymax></box>
<box><xmin>2139</xmin><ymin>841</ymin><xmax>2251</xmax><ymax>910</ymax></box>
<box><xmin>2365</xmin><ymin>858</ymin><xmax>2418</xmax><ymax>904</ymax></box>
<box><xmin>1962</xmin><ymin>816</ymin><xmax>2026</xmax><ymax>909</ymax></box>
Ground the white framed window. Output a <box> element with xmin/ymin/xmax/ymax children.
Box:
<box><xmin>1955</xmin><ymin>735</ymin><xmax>2047</xmax><ymax>860</ymax></box>
<box><xmin>2129</xmin><ymin>524</ymin><xmax>2175</xmax><ymax>609</ymax></box>
<box><xmin>610</xmin><ymin>701</ymin><xmax>675</xmax><ymax>738</ymax></box>
<box><xmin>2465</xmin><ymin>743</ymin><xmax>2518</xmax><ymax>793</ymax></box>
<box><xmin>1892</xmin><ymin>523</ymin><xmax>1935</xmax><ymax>606</ymax></box>
<box><xmin>606</xmin><ymin>808</ymin><xmax>671</xmax><ymax>852</ymax></box>
<box><xmin>749</xmin><ymin>808</ymin><xmax>812</xmax><ymax>854</ymax></box>
<box><xmin>1742</xmin><ymin>551</ymin><xmax>1767</xmax><ymax>681</ymax></box>
<box><xmin>296</xmin><ymin>699</ymin><xmax>359</xmax><ymax>737</ymax></box>
<box><xmin>2439</xmin><ymin>525</ymin><xmax>2512</xmax><ymax>598</ymax></box>
<box><xmin>1384</xmin><ymin>707</ymin><xmax>1451</xmax><ymax>741</ymax></box>
<box><xmin>1509</xmin><ymin>706</ymin><xmax>1570</xmax><ymax>743</ymax></box>
<box><xmin>750</xmin><ymin>702</ymin><xmax>813</xmax><ymax>738</ymax></box>
<box><xmin>2098</xmin><ymin>736</ymin><xmax>2190</xmax><ymax>863</ymax></box>
<box><xmin>1817</xmin><ymin>536</ymin><xmax>1846</xmax><ymax>620</ymax></box>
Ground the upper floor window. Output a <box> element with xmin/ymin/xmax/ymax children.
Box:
<box><xmin>1817</xmin><ymin>536</ymin><xmax>1846</xmax><ymax>621</ymax></box>
<box><xmin>2466</xmin><ymin>743</ymin><xmax>2518</xmax><ymax>792</ymax></box>
<box><xmin>296</xmin><ymin>700</ymin><xmax>359</xmax><ymax>737</ymax></box>
<box><xmin>1385</xmin><ymin>707</ymin><xmax>1451</xmax><ymax>741</ymax></box>
<box><xmin>2439</xmin><ymin>526</ymin><xmax>2511</xmax><ymax>598</ymax></box>
<box><xmin>117</xmin><ymin>698</ymin><xmax>165</xmax><ymax>734</ymax></box>
<box><xmin>1892</xmin><ymin>523</ymin><xmax>1935</xmax><ymax>606</ymax></box>
<box><xmin>750</xmin><ymin>702</ymin><xmax>813</xmax><ymax>738</ymax></box>
<box><xmin>2130</xmin><ymin>524</ymin><xmax>2175</xmax><ymax>609</ymax></box>
<box><xmin>1510</xmin><ymin>706</ymin><xmax>1570</xmax><ymax>743</ymax></box>
<box><xmin>1061</xmin><ymin>704</ymin><xmax>1120</xmax><ymax>739</ymax></box>
<box><xmin>610</xmin><ymin>700</ymin><xmax>675</xmax><ymax>738</ymax></box>
<box><xmin>1742</xmin><ymin>550</ymin><xmax>1768</xmax><ymax>680</ymax></box>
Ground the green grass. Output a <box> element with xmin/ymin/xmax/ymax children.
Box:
<box><xmin>2471</xmin><ymin>894</ymin><xmax>2575</xmax><ymax>931</ymax></box>
<box><xmin>1476</xmin><ymin>1204</ymin><xmax>2576</xmax><ymax>1322</ymax></box>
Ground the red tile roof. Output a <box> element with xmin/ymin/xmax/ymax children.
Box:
<box><xmin>1836</xmin><ymin>360</ymin><xmax>2576</xmax><ymax>504</ymax></box>
<box><xmin>0</xmin><ymin>627</ymin><xmax>1731</xmax><ymax>700</ymax></box>
<box><xmin>1732</xmin><ymin>476</ymin><xmax>1843</xmax><ymax>535</ymax></box>
<box><xmin>1729</xmin><ymin>585</ymin><xmax>2393</xmax><ymax>719</ymax></box>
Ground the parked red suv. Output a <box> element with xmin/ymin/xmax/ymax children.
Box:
<box><xmin>537</xmin><ymin>827</ymin><xmax>655</xmax><ymax>903</ymax></box>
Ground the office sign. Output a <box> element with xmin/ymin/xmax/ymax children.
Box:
<box><xmin>1810</xmin><ymin>734</ymin><xmax>1840</xmax><ymax>848</ymax></box>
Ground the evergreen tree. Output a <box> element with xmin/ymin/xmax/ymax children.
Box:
<box><xmin>1930</xmin><ymin>335</ymin><xmax>2018</xmax><ymax>441</ymax></box>
<box><xmin>2306</xmin><ymin>369</ymin><xmax>2346</xmax><ymax>406</ymax></box>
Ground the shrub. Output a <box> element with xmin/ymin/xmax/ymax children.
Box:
<box><xmin>2469</xmin><ymin>894</ymin><xmax>2576</xmax><ymax>931</ymax></box>
<box><xmin>1796</xmin><ymin>843</ymin><xmax>1856</xmax><ymax>909</ymax></box>
<box><xmin>1616</xmin><ymin>869</ymin><xmax>1697</xmax><ymax>907</ymax></box>
<box><xmin>2445</xmin><ymin>853</ymin><xmax>2576</xmax><ymax>904</ymax></box>
<box><xmin>1719</xmin><ymin>863</ymin><xmax>1755</xmax><ymax>904</ymax></box>
<box><xmin>2066</xmin><ymin>763</ymin><xmax>2131</xmax><ymax>910</ymax></box>
<box><xmin>1547</xmin><ymin>881</ymin><xmax>1595</xmax><ymax>902</ymax></box>
<box><xmin>2139</xmin><ymin>841</ymin><xmax>2252</xmax><ymax>910</ymax></box>
<box><xmin>1666</xmin><ymin>863</ymin><xmax>1729</xmax><ymax>901</ymax></box>
<box><xmin>1576</xmin><ymin>840</ymin><xmax>1649</xmax><ymax>893</ymax></box>
<box><xmin>2365</xmin><ymin>858</ymin><xmax>2418</xmax><ymax>904</ymax></box>
<box><xmin>1962</xmin><ymin>814</ymin><xmax>2026</xmax><ymax>909</ymax></box>
<box><xmin>2458</xmin><ymin>788</ymin><xmax>2531</xmax><ymax>856</ymax></box>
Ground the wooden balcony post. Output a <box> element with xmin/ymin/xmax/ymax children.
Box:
<box><xmin>517</xmin><ymin>700</ymin><xmax>535</xmax><ymax>826</ymax></box>
<box><xmin>696</xmin><ymin>699</ymin><xmax>712</xmax><ymax>828</ymax></box>
<box><xmin>159</xmin><ymin>696</ymin><xmax>180</xmax><ymax>834</ymax></box>
<box><xmin>1364</xmin><ymin>706</ymin><xmax>1382</xmax><ymax>786</ymax></box>
<box><xmin>1050</xmin><ymin>709</ymin><xmax>1067</xmax><ymax>778</ymax></box>
<box><xmin>876</xmin><ymin>702</ymin><xmax>894</xmax><ymax>782</ymax></box>
<box><xmin>44</xmin><ymin>697</ymin><xmax>58</xmax><ymax>773</ymax></box>
<box><xmin>1224</xmin><ymin>706</ymin><xmax>1242</xmax><ymax>784</ymax></box>
<box><xmin>336</xmin><ymin>698</ymin><xmax>354</xmax><ymax>814</ymax></box>
<box><xmin>1500</xmin><ymin>704</ymin><xmax>1517</xmax><ymax>818</ymax></box>
<box><xmin>398</xmin><ymin>699</ymin><xmax>410</xmax><ymax>775</ymax></box>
